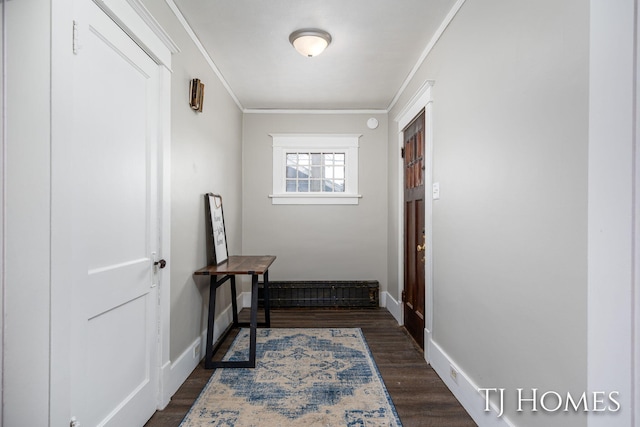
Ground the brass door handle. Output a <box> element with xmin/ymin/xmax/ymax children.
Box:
<box><xmin>417</xmin><ymin>231</ymin><xmax>426</xmax><ymax>252</ymax></box>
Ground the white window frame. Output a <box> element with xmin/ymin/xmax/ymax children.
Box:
<box><xmin>269</xmin><ymin>134</ymin><xmax>362</xmax><ymax>205</ymax></box>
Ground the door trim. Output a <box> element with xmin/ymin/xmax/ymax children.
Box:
<box><xmin>395</xmin><ymin>81</ymin><xmax>433</xmax><ymax>363</ymax></box>
<box><xmin>50</xmin><ymin>0</ymin><xmax>175</xmax><ymax>424</ymax></box>
<box><xmin>587</xmin><ymin>2</ymin><xmax>637</xmax><ymax>426</ymax></box>
<box><xmin>0</xmin><ymin>1</ymin><xmax>5</xmax><ymax>423</ymax></box>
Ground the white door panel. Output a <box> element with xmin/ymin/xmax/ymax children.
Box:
<box><xmin>86</xmin><ymin>295</ymin><xmax>151</xmax><ymax>421</ymax></box>
<box><xmin>70</xmin><ymin>1</ymin><xmax>160</xmax><ymax>426</ymax></box>
<box><xmin>85</xmin><ymin>262</ymin><xmax>152</xmax><ymax>317</ymax></box>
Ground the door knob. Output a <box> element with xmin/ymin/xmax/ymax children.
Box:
<box><xmin>154</xmin><ymin>259</ymin><xmax>167</xmax><ymax>269</ymax></box>
<box><xmin>417</xmin><ymin>232</ymin><xmax>426</xmax><ymax>252</ymax></box>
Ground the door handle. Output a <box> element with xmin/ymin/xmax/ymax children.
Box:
<box><xmin>417</xmin><ymin>231</ymin><xmax>426</xmax><ymax>254</ymax></box>
<box><xmin>154</xmin><ymin>259</ymin><xmax>167</xmax><ymax>269</ymax></box>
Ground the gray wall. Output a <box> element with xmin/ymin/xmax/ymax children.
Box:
<box><xmin>242</xmin><ymin>113</ymin><xmax>388</xmax><ymax>290</ymax></box>
<box><xmin>142</xmin><ymin>1</ymin><xmax>244</xmax><ymax>362</ymax></box>
<box><xmin>388</xmin><ymin>1</ymin><xmax>588</xmax><ymax>426</ymax></box>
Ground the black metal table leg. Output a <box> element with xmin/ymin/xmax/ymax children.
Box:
<box><xmin>207</xmin><ymin>273</ymin><xmax>261</xmax><ymax>369</ymax></box>
<box><xmin>230</xmin><ymin>275</ymin><xmax>239</xmax><ymax>326</ymax></box>
<box><xmin>204</xmin><ymin>274</ymin><xmax>218</xmax><ymax>369</ymax></box>
<box><xmin>263</xmin><ymin>270</ymin><xmax>271</xmax><ymax>327</ymax></box>
<box><xmin>248</xmin><ymin>273</ymin><xmax>259</xmax><ymax>367</ymax></box>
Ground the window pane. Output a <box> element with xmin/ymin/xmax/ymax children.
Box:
<box><xmin>298</xmin><ymin>153</ymin><xmax>310</xmax><ymax>165</ymax></box>
<box><xmin>281</xmin><ymin>149</ymin><xmax>350</xmax><ymax>195</ymax></box>
<box><xmin>297</xmin><ymin>166</ymin><xmax>309</xmax><ymax>178</ymax></box>
<box><xmin>324</xmin><ymin>153</ymin><xmax>334</xmax><ymax>165</ymax></box>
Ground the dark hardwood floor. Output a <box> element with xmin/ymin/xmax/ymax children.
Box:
<box><xmin>145</xmin><ymin>308</ymin><xmax>477</xmax><ymax>427</ymax></box>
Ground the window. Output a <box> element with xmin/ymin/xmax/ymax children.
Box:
<box><xmin>270</xmin><ymin>134</ymin><xmax>362</xmax><ymax>205</ymax></box>
<box><xmin>286</xmin><ymin>152</ymin><xmax>345</xmax><ymax>193</ymax></box>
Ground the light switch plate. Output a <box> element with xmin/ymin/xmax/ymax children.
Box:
<box><xmin>432</xmin><ymin>182</ymin><xmax>440</xmax><ymax>200</ymax></box>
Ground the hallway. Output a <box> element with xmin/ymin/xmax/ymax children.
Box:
<box><xmin>145</xmin><ymin>308</ymin><xmax>476</xmax><ymax>427</ymax></box>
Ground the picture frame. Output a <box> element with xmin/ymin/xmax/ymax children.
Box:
<box><xmin>205</xmin><ymin>193</ymin><xmax>228</xmax><ymax>265</ymax></box>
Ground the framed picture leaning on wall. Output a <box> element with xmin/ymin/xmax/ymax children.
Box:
<box><xmin>205</xmin><ymin>193</ymin><xmax>228</xmax><ymax>265</ymax></box>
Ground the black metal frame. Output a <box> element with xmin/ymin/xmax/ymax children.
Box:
<box><xmin>204</xmin><ymin>271</ymin><xmax>271</xmax><ymax>369</ymax></box>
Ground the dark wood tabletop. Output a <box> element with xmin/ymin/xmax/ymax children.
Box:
<box><xmin>194</xmin><ymin>255</ymin><xmax>276</xmax><ymax>276</ymax></box>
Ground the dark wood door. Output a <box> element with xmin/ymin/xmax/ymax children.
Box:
<box><xmin>403</xmin><ymin>110</ymin><xmax>426</xmax><ymax>348</ymax></box>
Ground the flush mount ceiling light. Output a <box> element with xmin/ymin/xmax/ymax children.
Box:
<box><xmin>289</xmin><ymin>29</ymin><xmax>332</xmax><ymax>57</ymax></box>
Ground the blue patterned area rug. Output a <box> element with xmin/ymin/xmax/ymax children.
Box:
<box><xmin>180</xmin><ymin>328</ymin><xmax>402</xmax><ymax>426</ymax></box>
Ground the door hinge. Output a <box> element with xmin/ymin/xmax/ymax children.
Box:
<box><xmin>401</xmin><ymin>147</ymin><xmax>405</xmax><ymax>158</ymax></box>
<box><xmin>401</xmin><ymin>290</ymin><xmax>406</xmax><ymax>302</ymax></box>
<box><xmin>73</xmin><ymin>20</ymin><xmax>80</xmax><ymax>54</ymax></box>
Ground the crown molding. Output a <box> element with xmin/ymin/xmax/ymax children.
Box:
<box><xmin>387</xmin><ymin>0</ymin><xmax>466</xmax><ymax>112</ymax></box>
<box><xmin>244</xmin><ymin>108</ymin><xmax>388</xmax><ymax>115</ymax></box>
<box><xmin>164</xmin><ymin>0</ymin><xmax>244</xmax><ymax>111</ymax></box>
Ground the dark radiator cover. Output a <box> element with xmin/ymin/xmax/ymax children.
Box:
<box><xmin>258</xmin><ymin>280</ymin><xmax>379</xmax><ymax>308</ymax></box>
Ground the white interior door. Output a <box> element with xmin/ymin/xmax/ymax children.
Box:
<box><xmin>69</xmin><ymin>1</ymin><xmax>160</xmax><ymax>425</ymax></box>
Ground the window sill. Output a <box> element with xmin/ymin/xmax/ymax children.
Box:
<box><xmin>269</xmin><ymin>193</ymin><xmax>362</xmax><ymax>205</ymax></box>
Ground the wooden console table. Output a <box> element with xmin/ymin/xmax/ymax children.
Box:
<box><xmin>194</xmin><ymin>255</ymin><xmax>276</xmax><ymax>369</ymax></box>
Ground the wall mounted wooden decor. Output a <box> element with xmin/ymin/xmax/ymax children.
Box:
<box><xmin>189</xmin><ymin>78</ymin><xmax>205</xmax><ymax>112</ymax></box>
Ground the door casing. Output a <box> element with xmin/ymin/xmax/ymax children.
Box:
<box><xmin>395</xmin><ymin>81</ymin><xmax>433</xmax><ymax>363</ymax></box>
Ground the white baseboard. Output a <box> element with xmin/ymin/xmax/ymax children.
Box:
<box><xmin>161</xmin><ymin>293</ymin><xmax>242</xmax><ymax>405</ymax></box>
<box><xmin>379</xmin><ymin>290</ymin><xmax>387</xmax><ymax>307</ymax></box>
<box><xmin>161</xmin><ymin>334</ymin><xmax>204</xmax><ymax>407</ymax></box>
<box><xmin>241</xmin><ymin>290</ymin><xmax>252</xmax><ymax>308</ymax></box>
<box><xmin>424</xmin><ymin>327</ymin><xmax>432</xmax><ymax>364</ymax></box>
<box><xmin>383</xmin><ymin>291</ymin><xmax>402</xmax><ymax>325</ymax></box>
<box><xmin>429</xmin><ymin>339</ymin><xmax>516</xmax><ymax>427</ymax></box>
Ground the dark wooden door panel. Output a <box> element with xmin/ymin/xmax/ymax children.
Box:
<box><xmin>403</xmin><ymin>109</ymin><xmax>426</xmax><ymax>349</ymax></box>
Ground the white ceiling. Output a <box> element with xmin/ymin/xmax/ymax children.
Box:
<box><xmin>172</xmin><ymin>0</ymin><xmax>459</xmax><ymax>110</ymax></box>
